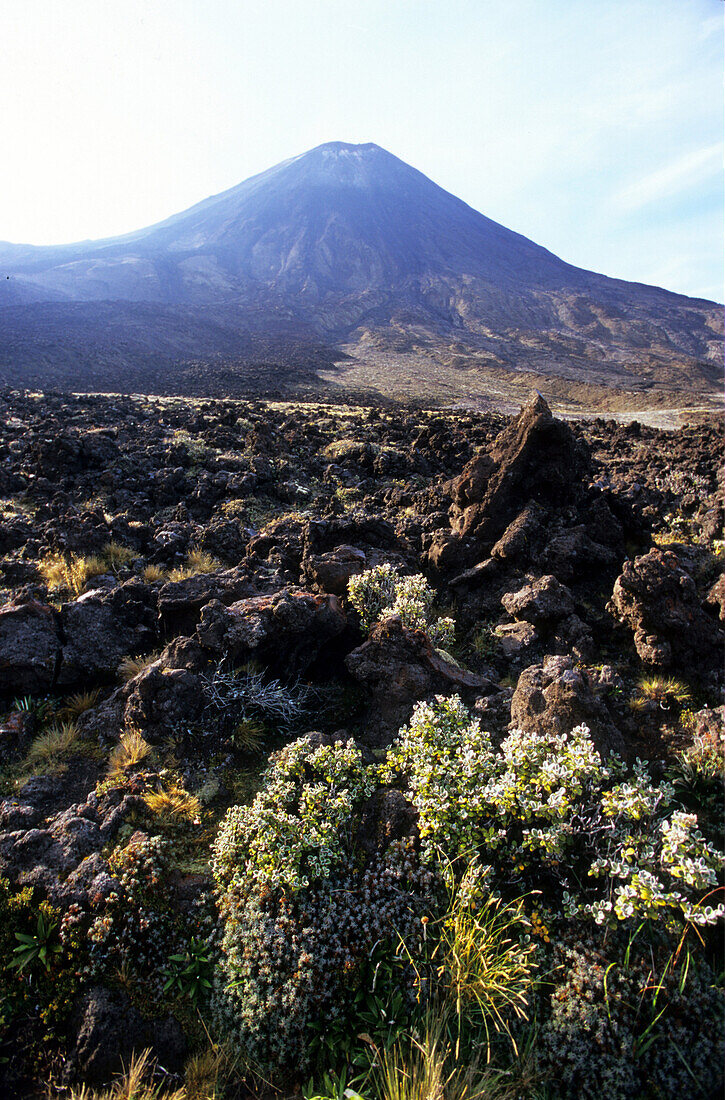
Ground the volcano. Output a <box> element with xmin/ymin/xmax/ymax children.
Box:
<box><xmin>0</xmin><ymin>141</ymin><xmax>721</xmax><ymax>406</ymax></box>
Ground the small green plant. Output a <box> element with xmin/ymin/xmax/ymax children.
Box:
<box><xmin>163</xmin><ymin>938</ymin><xmax>214</xmax><ymax>1004</ymax></box>
<box><xmin>11</xmin><ymin>694</ymin><xmax>55</xmax><ymax>722</ymax></box>
<box><xmin>348</xmin><ymin>565</ymin><xmax>455</xmax><ymax>647</ymax></box>
<box><xmin>10</xmin><ymin>910</ymin><xmax>60</xmax><ymax>973</ymax></box>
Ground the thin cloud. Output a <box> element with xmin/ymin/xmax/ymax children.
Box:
<box><xmin>611</xmin><ymin>143</ymin><xmax>723</xmax><ymax>213</ymax></box>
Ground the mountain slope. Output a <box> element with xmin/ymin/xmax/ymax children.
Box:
<box><xmin>0</xmin><ymin>141</ymin><xmax>721</xmax><ymax>405</ymax></box>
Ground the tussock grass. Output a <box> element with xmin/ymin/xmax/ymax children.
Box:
<box><xmin>25</xmin><ymin>721</ymin><xmax>80</xmax><ymax>771</ymax></box>
<box><xmin>142</xmin><ymin>563</ymin><xmax>168</xmax><ymax>583</ymax></box>
<box><xmin>144</xmin><ymin>783</ymin><xmax>202</xmax><ymax>823</ymax></box>
<box><xmin>118</xmin><ymin>652</ymin><xmax>161</xmax><ymax>682</ymax></box>
<box><xmin>629</xmin><ymin>676</ymin><xmax>692</xmax><ymax>712</ymax></box>
<box><xmin>108</xmin><ymin>729</ymin><xmax>152</xmax><ymax>777</ymax></box>
<box><xmin>183</xmin><ymin>1046</ymin><xmax>233</xmax><ymax>1100</ymax></box>
<box><xmin>66</xmin><ymin>1048</ymin><xmax>185</xmax><ymax>1099</ymax></box>
<box><xmin>58</xmin><ymin>689</ymin><xmax>102</xmax><ymax>719</ymax></box>
<box><xmin>168</xmin><ymin>550</ymin><xmax>222</xmax><ymax>582</ymax></box>
<box><xmin>375</xmin><ymin>1011</ymin><xmax>517</xmax><ymax>1100</ymax></box>
<box><xmin>231</xmin><ymin>718</ymin><xmax>265</xmax><ymax>754</ymax></box>
<box><xmin>38</xmin><ymin>551</ymin><xmax>107</xmax><ymax>596</ymax></box>
<box><xmin>102</xmin><ymin>540</ymin><xmax>136</xmax><ymax>570</ymax></box>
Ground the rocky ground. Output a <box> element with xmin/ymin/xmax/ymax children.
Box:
<box><xmin>0</xmin><ymin>387</ymin><xmax>722</xmax><ymax>1098</ymax></box>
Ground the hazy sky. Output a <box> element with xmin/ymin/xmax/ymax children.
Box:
<box><xmin>1</xmin><ymin>0</ymin><xmax>722</xmax><ymax>301</ymax></box>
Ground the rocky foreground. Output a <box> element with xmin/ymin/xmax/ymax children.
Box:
<box><xmin>0</xmin><ymin>388</ymin><xmax>722</xmax><ymax>1098</ymax></box>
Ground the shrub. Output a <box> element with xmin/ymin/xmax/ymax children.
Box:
<box><xmin>212</xmin><ymin>841</ymin><xmax>434</xmax><ymax>1078</ymax></box>
<box><xmin>212</xmin><ymin>737</ymin><xmax>375</xmax><ymax>894</ymax></box>
<box><xmin>202</xmin><ymin>662</ymin><xmax>310</xmax><ymax>738</ymax></box>
<box><xmin>382</xmin><ymin>696</ymin><xmax>724</xmax><ymax>931</ymax></box>
<box><xmin>536</xmin><ymin>931</ymin><xmax>725</xmax><ymax>1100</ymax></box>
<box><xmin>348</xmin><ymin>565</ymin><xmax>455</xmax><ymax>647</ymax></box>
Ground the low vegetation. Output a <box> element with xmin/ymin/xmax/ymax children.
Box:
<box><xmin>0</xmin><ymin>391</ymin><xmax>721</xmax><ymax>1098</ymax></box>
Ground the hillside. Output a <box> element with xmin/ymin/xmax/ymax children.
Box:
<box><xmin>0</xmin><ymin>142</ymin><xmax>721</xmax><ymax>407</ymax></box>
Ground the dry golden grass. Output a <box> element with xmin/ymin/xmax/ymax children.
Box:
<box><xmin>143</xmin><ymin>783</ymin><xmax>202</xmax><ymax>823</ymax></box>
<box><xmin>375</xmin><ymin>1010</ymin><xmax>516</xmax><ymax>1100</ymax></box>
<box><xmin>58</xmin><ymin>689</ymin><xmax>102</xmax><ymax>719</ymax></box>
<box><xmin>629</xmin><ymin>676</ymin><xmax>692</xmax><ymax>711</ymax></box>
<box><xmin>168</xmin><ymin>549</ymin><xmax>222</xmax><ymax>582</ymax></box>
<box><xmin>108</xmin><ymin>729</ymin><xmax>152</xmax><ymax>777</ymax></box>
<box><xmin>38</xmin><ymin>551</ymin><xmax>107</xmax><ymax>596</ymax></box>
<box><xmin>118</xmin><ymin>652</ymin><xmax>161</xmax><ymax>682</ymax></box>
<box><xmin>183</xmin><ymin>1046</ymin><xmax>233</xmax><ymax>1100</ymax></box>
<box><xmin>25</xmin><ymin>721</ymin><xmax>80</xmax><ymax>771</ymax></box>
<box><xmin>142</xmin><ymin>563</ymin><xmax>168</xmax><ymax>583</ymax></box>
<box><xmin>102</xmin><ymin>540</ymin><xmax>136</xmax><ymax>570</ymax></box>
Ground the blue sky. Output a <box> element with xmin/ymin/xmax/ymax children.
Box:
<box><xmin>1</xmin><ymin>0</ymin><xmax>722</xmax><ymax>301</ymax></box>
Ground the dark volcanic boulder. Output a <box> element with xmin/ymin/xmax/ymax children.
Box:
<box><xmin>609</xmin><ymin>548</ymin><xmax>723</xmax><ymax>669</ymax></box>
<box><xmin>64</xmin><ymin>986</ymin><xmax>186</xmax><ymax>1086</ymax></box>
<box><xmin>501</xmin><ymin>575</ymin><xmax>576</xmax><ymax>624</ymax></box>
<box><xmin>510</xmin><ymin>655</ymin><xmax>625</xmax><ymax>757</ymax></box>
<box><xmin>58</xmin><ymin>582</ymin><xmax>157</xmax><ymax>686</ymax></box>
<box><xmin>195</xmin><ymin>588</ymin><xmax>347</xmax><ymax>672</ymax></box>
<box><xmin>450</xmin><ymin>395</ymin><xmax>588</xmax><ymax>545</ymax></box>
<box><xmin>346</xmin><ymin>616</ymin><xmax>490</xmax><ymax>748</ymax></box>
<box><xmin>302</xmin><ymin>544</ymin><xmax>367</xmax><ymax>595</ymax></box>
<box><xmin>0</xmin><ymin>598</ymin><xmax>60</xmax><ymax>694</ymax></box>
<box><xmin>157</xmin><ymin>567</ymin><xmax>255</xmax><ymax>634</ymax></box>
<box><xmin>124</xmin><ymin>665</ymin><xmax>206</xmax><ymax>743</ymax></box>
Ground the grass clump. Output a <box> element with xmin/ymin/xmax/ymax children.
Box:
<box><xmin>108</xmin><ymin>729</ymin><xmax>152</xmax><ymax>778</ymax></box>
<box><xmin>629</xmin><ymin>676</ymin><xmax>692</xmax><ymax>712</ymax></box>
<box><xmin>38</xmin><ymin>551</ymin><xmax>106</xmax><ymax>596</ymax></box>
<box><xmin>68</xmin><ymin>1049</ymin><xmax>185</xmax><ymax>1100</ymax></box>
<box><xmin>101</xmin><ymin>540</ymin><xmax>136</xmax><ymax>571</ymax></box>
<box><xmin>142</xmin><ymin>563</ymin><xmax>168</xmax><ymax>583</ymax></box>
<box><xmin>168</xmin><ymin>550</ymin><xmax>222</xmax><ymax>582</ymax></box>
<box><xmin>24</xmin><ymin>721</ymin><xmax>80</xmax><ymax>772</ymax></box>
<box><xmin>58</xmin><ymin>689</ymin><xmax>102</xmax><ymax>719</ymax></box>
<box><xmin>118</xmin><ymin>652</ymin><xmax>161</xmax><ymax>682</ymax></box>
<box><xmin>373</xmin><ymin>1012</ymin><xmax>518</xmax><ymax>1100</ymax></box>
<box><xmin>144</xmin><ymin>782</ymin><xmax>202</xmax><ymax>824</ymax></box>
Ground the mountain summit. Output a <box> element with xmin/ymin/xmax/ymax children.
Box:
<box><xmin>0</xmin><ymin>141</ymin><xmax>721</xmax><ymax>406</ymax></box>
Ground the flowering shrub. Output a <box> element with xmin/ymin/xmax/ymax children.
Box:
<box><xmin>382</xmin><ymin>696</ymin><xmax>724</xmax><ymax>930</ymax></box>
<box><xmin>212</xmin><ymin>738</ymin><xmax>376</xmax><ymax>895</ymax></box>
<box><xmin>348</xmin><ymin>565</ymin><xmax>455</xmax><ymax>647</ymax></box>
<box><xmin>212</xmin><ymin>840</ymin><xmax>434</xmax><ymax>1076</ymax></box>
